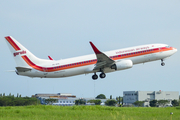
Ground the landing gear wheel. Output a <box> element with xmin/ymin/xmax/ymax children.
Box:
<box><xmin>100</xmin><ymin>73</ymin><xmax>106</xmax><ymax>78</ymax></box>
<box><xmin>92</xmin><ymin>74</ymin><xmax>98</xmax><ymax>80</ymax></box>
<box><xmin>161</xmin><ymin>62</ymin><xmax>165</xmax><ymax>66</ymax></box>
<box><xmin>161</xmin><ymin>59</ymin><xmax>165</xmax><ymax>66</ymax></box>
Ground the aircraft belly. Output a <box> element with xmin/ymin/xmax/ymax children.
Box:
<box><xmin>130</xmin><ymin>55</ymin><xmax>145</xmax><ymax>64</ymax></box>
<box><xmin>18</xmin><ymin>70</ymin><xmax>44</xmax><ymax>78</ymax></box>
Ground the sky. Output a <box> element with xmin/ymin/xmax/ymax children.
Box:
<box><xmin>0</xmin><ymin>0</ymin><xmax>180</xmax><ymax>98</ymax></box>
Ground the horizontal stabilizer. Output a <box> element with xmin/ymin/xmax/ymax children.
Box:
<box><xmin>48</xmin><ymin>56</ymin><xmax>53</xmax><ymax>60</ymax></box>
<box><xmin>16</xmin><ymin>67</ymin><xmax>32</xmax><ymax>72</ymax></box>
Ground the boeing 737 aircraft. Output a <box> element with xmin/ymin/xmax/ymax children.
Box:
<box><xmin>5</xmin><ymin>36</ymin><xmax>177</xmax><ymax>80</ymax></box>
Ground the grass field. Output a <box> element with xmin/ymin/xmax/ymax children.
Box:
<box><xmin>0</xmin><ymin>105</ymin><xmax>180</xmax><ymax>120</ymax></box>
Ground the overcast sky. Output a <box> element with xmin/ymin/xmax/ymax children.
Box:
<box><xmin>0</xmin><ymin>0</ymin><xmax>180</xmax><ymax>98</ymax></box>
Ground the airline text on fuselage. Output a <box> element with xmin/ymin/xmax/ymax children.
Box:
<box><xmin>116</xmin><ymin>46</ymin><xmax>150</xmax><ymax>54</ymax></box>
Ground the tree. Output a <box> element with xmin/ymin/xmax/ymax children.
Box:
<box><xmin>75</xmin><ymin>99</ymin><xmax>86</xmax><ymax>105</ymax></box>
<box><xmin>150</xmin><ymin>100</ymin><xmax>157</xmax><ymax>107</ymax></box>
<box><xmin>110</xmin><ymin>95</ymin><xmax>112</xmax><ymax>99</ymax></box>
<box><xmin>96</xmin><ymin>94</ymin><xmax>106</xmax><ymax>99</ymax></box>
<box><xmin>88</xmin><ymin>99</ymin><xmax>101</xmax><ymax>105</ymax></box>
<box><xmin>122</xmin><ymin>97</ymin><xmax>123</xmax><ymax>105</ymax></box>
<box><xmin>133</xmin><ymin>101</ymin><xmax>144</xmax><ymax>107</ymax></box>
<box><xmin>157</xmin><ymin>100</ymin><xmax>169</xmax><ymax>107</ymax></box>
<box><xmin>116</xmin><ymin>96</ymin><xmax>123</xmax><ymax>104</ymax></box>
<box><xmin>105</xmin><ymin>99</ymin><xmax>117</xmax><ymax>106</ymax></box>
<box><xmin>172</xmin><ymin>100</ymin><xmax>179</xmax><ymax>107</ymax></box>
<box><xmin>0</xmin><ymin>95</ymin><xmax>40</xmax><ymax>106</ymax></box>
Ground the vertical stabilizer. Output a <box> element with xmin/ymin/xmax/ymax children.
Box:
<box><xmin>5</xmin><ymin>36</ymin><xmax>40</xmax><ymax>68</ymax></box>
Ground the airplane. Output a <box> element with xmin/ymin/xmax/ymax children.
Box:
<box><xmin>5</xmin><ymin>36</ymin><xmax>177</xmax><ymax>80</ymax></box>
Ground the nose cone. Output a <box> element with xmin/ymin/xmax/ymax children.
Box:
<box><xmin>173</xmin><ymin>47</ymin><xmax>178</xmax><ymax>53</ymax></box>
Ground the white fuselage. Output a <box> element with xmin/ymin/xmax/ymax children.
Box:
<box><xmin>18</xmin><ymin>43</ymin><xmax>177</xmax><ymax>78</ymax></box>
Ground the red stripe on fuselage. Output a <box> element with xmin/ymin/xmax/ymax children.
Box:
<box><xmin>22</xmin><ymin>56</ymin><xmax>44</xmax><ymax>71</ymax></box>
<box><xmin>5</xmin><ymin>36</ymin><xmax>21</xmax><ymax>51</ymax></box>
<box><xmin>21</xmin><ymin>47</ymin><xmax>173</xmax><ymax>72</ymax></box>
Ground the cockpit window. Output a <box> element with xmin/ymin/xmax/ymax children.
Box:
<box><xmin>166</xmin><ymin>46</ymin><xmax>171</xmax><ymax>48</ymax></box>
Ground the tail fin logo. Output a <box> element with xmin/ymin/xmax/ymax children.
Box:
<box><xmin>14</xmin><ymin>50</ymin><xmax>26</xmax><ymax>57</ymax></box>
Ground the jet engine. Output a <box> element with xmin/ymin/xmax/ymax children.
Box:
<box><xmin>111</xmin><ymin>60</ymin><xmax>133</xmax><ymax>70</ymax></box>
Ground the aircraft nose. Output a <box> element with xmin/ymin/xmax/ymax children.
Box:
<box><xmin>173</xmin><ymin>47</ymin><xmax>177</xmax><ymax>53</ymax></box>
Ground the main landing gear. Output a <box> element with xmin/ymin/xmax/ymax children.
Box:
<box><xmin>92</xmin><ymin>72</ymin><xmax>106</xmax><ymax>80</ymax></box>
<box><xmin>92</xmin><ymin>73</ymin><xmax>98</xmax><ymax>80</ymax></box>
<box><xmin>161</xmin><ymin>59</ymin><xmax>165</xmax><ymax>66</ymax></box>
<box><xmin>100</xmin><ymin>72</ymin><xmax>106</xmax><ymax>78</ymax></box>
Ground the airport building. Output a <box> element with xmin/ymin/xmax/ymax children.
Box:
<box><xmin>33</xmin><ymin>93</ymin><xmax>108</xmax><ymax>106</ymax></box>
<box><xmin>33</xmin><ymin>93</ymin><xmax>76</xmax><ymax>105</ymax></box>
<box><xmin>123</xmin><ymin>91</ymin><xmax>179</xmax><ymax>106</ymax></box>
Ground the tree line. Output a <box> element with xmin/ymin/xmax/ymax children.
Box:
<box><xmin>75</xmin><ymin>94</ymin><xmax>118</xmax><ymax>106</ymax></box>
<box><xmin>75</xmin><ymin>99</ymin><xmax>117</xmax><ymax>106</ymax></box>
<box><xmin>0</xmin><ymin>93</ymin><xmax>40</xmax><ymax>106</ymax></box>
<box><xmin>134</xmin><ymin>99</ymin><xmax>180</xmax><ymax>107</ymax></box>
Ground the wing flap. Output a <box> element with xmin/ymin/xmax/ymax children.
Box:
<box><xmin>94</xmin><ymin>61</ymin><xmax>107</xmax><ymax>70</ymax></box>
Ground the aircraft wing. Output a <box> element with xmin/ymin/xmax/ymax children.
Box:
<box><xmin>90</xmin><ymin>42</ymin><xmax>115</xmax><ymax>71</ymax></box>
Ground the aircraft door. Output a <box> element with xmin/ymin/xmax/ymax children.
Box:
<box><xmin>159</xmin><ymin>47</ymin><xmax>163</xmax><ymax>52</ymax></box>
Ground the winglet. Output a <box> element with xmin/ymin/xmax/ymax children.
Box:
<box><xmin>48</xmin><ymin>56</ymin><xmax>53</xmax><ymax>60</ymax></box>
<box><xmin>89</xmin><ymin>42</ymin><xmax>101</xmax><ymax>54</ymax></box>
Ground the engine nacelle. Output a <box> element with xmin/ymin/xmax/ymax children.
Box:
<box><xmin>111</xmin><ymin>60</ymin><xmax>133</xmax><ymax>70</ymax></box>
